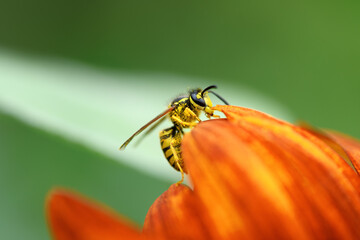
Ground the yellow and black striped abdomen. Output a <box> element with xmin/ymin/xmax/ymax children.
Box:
<box><xmin>159</xmin><ymin>127</ymin><xmax>186</xmax><ymax>172</ymax></box>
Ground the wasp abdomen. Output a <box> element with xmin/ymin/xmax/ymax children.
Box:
<box><xmin>159</xmin><ymin>127</ymin><xmax>186</xmax><ymax>173</ymax></box>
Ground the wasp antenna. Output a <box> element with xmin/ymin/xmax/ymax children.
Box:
<box><xmin>201</xmin><ymin>85</ymin><xmax>217</xmax><ymax>97</ymax></box>
<box><xmin>209</xmin><ymin>90</ymin><xmax>230</xmax><ymax>105</ymax></box>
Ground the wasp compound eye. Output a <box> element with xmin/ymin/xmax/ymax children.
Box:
<box><xmin>190</xmin><ymin>92</ymin><xmax>206</xmax><ymax>107</ymax></box>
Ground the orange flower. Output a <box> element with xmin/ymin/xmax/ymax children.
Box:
<box><xmin>46</xmin><ymin>105</ymin><xmax>360</xmax><ymax>240</ymax></box>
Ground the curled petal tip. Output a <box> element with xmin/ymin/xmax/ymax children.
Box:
<box><xmin>325</xmin><ymin>130</ymin><xmax>360</xmax><ymax>175</ymax></box>
<box><xmin>299</xmin><ymin>123</ymin><xmax>360</xmax><ymax>175</ymax></box>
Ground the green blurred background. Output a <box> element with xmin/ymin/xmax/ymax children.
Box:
<box><xmin>0</xmin><ymin>1</ymin><xmax>359</xmax><ymax>239</ymax></box>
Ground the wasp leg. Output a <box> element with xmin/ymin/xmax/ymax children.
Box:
<box><xmin>170</xmin><ymin>139</ymin><xmax>184</xmax><ymax>185</ymax></box>
<box><xmin>171</xmin><ymin>116</ymin><xmax>197</xmax><ymax>127</ymax></box>
<box><xmin>206</xmin><ymin>113</ymin><xmax>220</xmax><ymax>119</ymax></box>
<box><xmin>184</xmin><ymin>107</ymin><xmax>201</xmax><ymax>122</ymax></box>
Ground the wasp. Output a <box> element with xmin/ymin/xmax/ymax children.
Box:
<box><xmin>119</xmin><ymin>85</ymin><xmax>229</xmax><ymax>184</ymax></box>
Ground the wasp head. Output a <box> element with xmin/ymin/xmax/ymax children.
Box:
<box><xmin>189</xmin><ymin>85</ymin><xmax>228</xmax><ymax>118</ymax></box>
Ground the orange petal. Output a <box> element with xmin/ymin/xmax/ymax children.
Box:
<box><xmin>46</xmin><ymin>188</ymin><xmax>141</xmax><ymax>240</ymax></box>
<box><xmin>181</xmin><ymin>105</ymin><xmax>360</xmax><ymax>239</ymax></box>
<box><xmin>143</xmin><ymin>184</ymin><xmax>210</xmax><ymax>240</ymax></box>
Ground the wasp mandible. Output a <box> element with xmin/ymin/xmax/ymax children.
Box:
<box><xmin>119</xmin><ymin>85</ymin><xmax>229</xmax><ymax>184</ymax></box>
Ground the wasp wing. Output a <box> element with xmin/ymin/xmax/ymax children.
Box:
<box><xmin>133</xmin><ymin>115</ymin><xmax>167</xmax><ymax>147</ymax></box>
<box><xmin>119</xmin><ymin>106</ymin><xmax>175</xmax><ymax>150</ymax></box>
